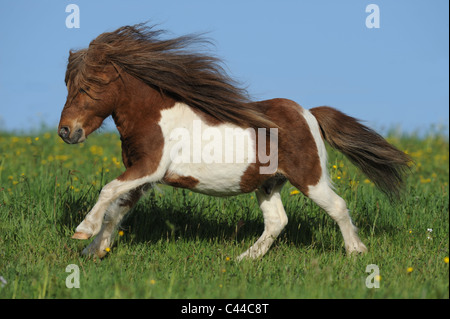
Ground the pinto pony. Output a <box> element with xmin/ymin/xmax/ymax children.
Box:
<box><xmin>58</xmin><ymin>24</ymin><xmax>410</xmax><ymax>259</ymax></box>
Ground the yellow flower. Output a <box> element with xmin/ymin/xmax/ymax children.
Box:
<box><xmin>332</xmin><ymin>165</ymin><xmax>337</xmax><ymax>169</ymax></box>
<box><xmin>375</xmin><ymin>275</ymin><xmax>381</xmax><ymax>282</ymax></box>
<box><xmin>290</xmin><ymin>190</ymin><xmax>300</xmax><ymax>195</ymax></box>
<box><xmin>118</xmin><ymin>230</ymin><xmax>124</xmax><ymax>236</ymax></box>
<box><xmin>225</xmin><ymin>256</ymin><xmax>230</xmax><ymax>261</ymax></box>
<box><xmin>420</xmin><ymin>176</ymin><xmax>431</xmax><ymax>184</ymax></box>
<box><xmin>406</xmin><ymin>267</ymin><xmax>413</xmax><ymax>273</ymax></box>
<box><xmin>221</xmin><ymin>268</ymin><xmax>226</xmax><ymax>273</ymax></box>
<box><xmin>444</xmin><ymin>257</ymin><xmax>449</xmax><ymax>264</ymax></box>
<box><xmin>55</xmin><ymin>155</ymin><xmax>69</xmax><ymax>161</ymax></box>
<box><xmin>105</xmin><ymin>247</ymin><xmax>111</xmax><ymax>252</ymax></box>
<box><xmin>149</xmin><ymin>279</ymin><xmax>156</xmax><ymax>285</ymax></box>
<box><xmin>89</xmin><ymin>145</ymin><xmax>104</xmax><ymax>156</ymax></box>
<box><xmin>349</xmin><ymin>180</ymin><xmax>358</xmax><ymax>187</ymax></box>
<box><xmin>34</xmin><ymin>137</ymin><xmax>39</xmax><ymax>141</ymax></box>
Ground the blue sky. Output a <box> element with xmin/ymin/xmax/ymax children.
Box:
<box><xmin>0</xmin><ymin>1</ymin><xmax>448</xmax><ymax>134</ymax></box>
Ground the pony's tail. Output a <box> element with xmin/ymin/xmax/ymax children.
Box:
<box><xmin>310</xmin><ymin>106</ymin><xmax>411</xmax><ymax>199</ymax></box>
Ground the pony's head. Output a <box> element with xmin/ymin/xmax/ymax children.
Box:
<box><xmin>58</xmin><ymin>46</ymin><xmax>121</xmax><ymax>144</ymax></box>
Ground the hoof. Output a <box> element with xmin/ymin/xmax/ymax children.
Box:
<box><xmin>346</xmin><ymin>242</ymin><xmax>368</xmax><ymax>255</ymax></box>
<box><xmin>72</xmin><ymin>232</ymin><xmax>91</xmax><ymax>240</ymax></box>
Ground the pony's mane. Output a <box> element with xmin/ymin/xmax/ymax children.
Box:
<box><xmin>66</xmin><ymin>23</ymin><xmax>276</xmax><ymax>129</ymax></box>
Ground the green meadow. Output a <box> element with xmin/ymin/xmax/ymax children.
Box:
<box><xmin>0</xmin><ymin>129</ymin><xmax>448</xmax><ymax>299</ymax></box>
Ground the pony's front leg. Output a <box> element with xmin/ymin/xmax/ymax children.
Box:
<box><xmin>81</xmin><ymin>186</ymin><xmax>146</xmax><ymax>257</ymax></box>
<box><xmin>72</xmin><ymin>179</ymin><xmax>134</xmax><ymax>239</ymax></box>
<box><xmin>72</xmin><ymin>164</ymin><xmax>162</xmax><ymax>239</ymax></box>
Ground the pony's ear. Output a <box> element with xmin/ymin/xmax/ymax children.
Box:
<box><xmin>68</xmin><ymin>49</ymin><xmax>80</xmax><ymax>62</ymax></box>
<box><xmin>87</xmin><ymin>40</ymin><xmax>108</xmax><ymax>65</ymax></box>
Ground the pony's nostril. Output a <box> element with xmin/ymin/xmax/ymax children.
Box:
<box><xmin>59</xmin><ymin>126</ymin><xmax>70</xmax><ymax>138</ymax></box>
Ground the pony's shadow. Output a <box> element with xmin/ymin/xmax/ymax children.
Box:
<box><xmin>117</xmin><ymin>194</ymin><xmax>318</xmax><ymax>249</ymax></box>
<box><xmin>119</xmin><ymin>200</ymin><xmax>263</xmax><ymax>244</ymax></box>
<box><xmin>58</xmin><ymin>188</ymin><xmax>98</xmax><ymax>235</ymax></box>
<box><xmin>58</xmin><ymin>192</ymin><xmax>314</xmax><ymax>250</ymax></box>
<box><xmin>58</xmin><ymin>189</ymin><xmax>396</xmax><ymax>254</ymax></box>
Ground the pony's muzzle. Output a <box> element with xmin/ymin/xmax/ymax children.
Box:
<box><xmin>58</xmin><ymin>126</ymin><xmax>85</xmax><ymax>144</ymax></box>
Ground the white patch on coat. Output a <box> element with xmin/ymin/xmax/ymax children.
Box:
<box><xmin>301</xmin><ymin>108</ymin><xmax>330</xmax><ymax>187</ymax></box>
<box><xmin>158</xmin><ymin>102</ymin><xmax>256</xmax><ymax>196</ymax></box>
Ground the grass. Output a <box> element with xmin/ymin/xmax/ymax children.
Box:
<box><xmin>0</xmin><ymin>129</ymin><xmax>448</xmax><ymax>299</ymax></box>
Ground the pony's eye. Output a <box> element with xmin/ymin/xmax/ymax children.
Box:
<box><xmin>79</xmin><ymin>87</ymin><xmax>89</xmax><ymax>94</ymax></box>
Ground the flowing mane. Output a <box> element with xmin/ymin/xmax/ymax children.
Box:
<box><xmin>65</xmin><ymin>23</ymin><xmax>275</xmax><ymax>129</ymax></box>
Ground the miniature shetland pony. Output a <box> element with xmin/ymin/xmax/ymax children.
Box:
<box><xmin>58</xmin><ymin>24</ymin><xmax>410</xmax><ymax>259</ymax></box>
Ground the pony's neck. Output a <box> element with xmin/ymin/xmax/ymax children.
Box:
<box><xmin>112</xmin><ymin>73</ymin><xmax>175</xmax><ymax>139</ymax></box>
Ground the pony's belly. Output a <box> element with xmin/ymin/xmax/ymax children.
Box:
<box><xmin>164</xmin><ymin>162</ymin><xmax>250</xmax><ymax>196</ymax></box>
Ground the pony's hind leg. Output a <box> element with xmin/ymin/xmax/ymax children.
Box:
<box><xmin>307</xmin><ymin>180</ymin><xmax>367</xmax><ymax>254</ymax></box>
<box><xmin>289</xmin><ymin>106</ymin><xmax>366</xmax><ymax>254</ymax></box>
<box><xmin>237</xmin><ymin>178</ymin><xmax>287</xmax><ymax>260</ymax></box>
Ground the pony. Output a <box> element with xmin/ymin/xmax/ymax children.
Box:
<box><xmin>58</xmin><ymin>24</ymin><xmax>410</xmax><ymax>259</ymax></box>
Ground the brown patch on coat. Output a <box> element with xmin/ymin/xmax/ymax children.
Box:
<box><xmin>162</xmin><ymin>172</ymin><xmax>200</xmax><ymax>189</ymax></box>
<box><xmin>113</xmin><ymin>72</ymin><xmax>177</xmax><ymax>181</ymax></box>
<box><xmin>118</xmin><ymin>185</ymin><xmax>148</xmax><ymax>207</ymax></box>
<box><xmin>239</xmin><ymin>99</ymin><xmax>322</xmax><ymax>196</ymax></box>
